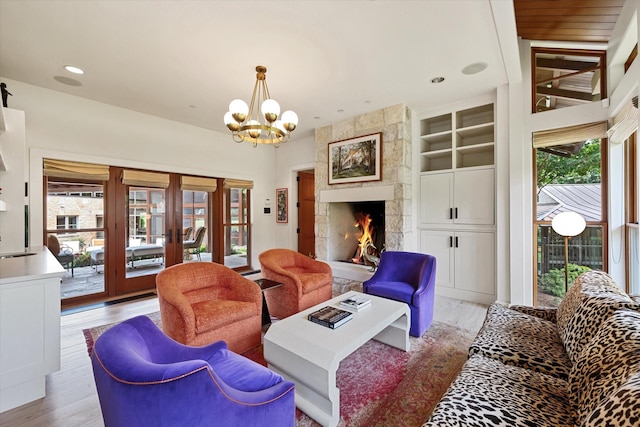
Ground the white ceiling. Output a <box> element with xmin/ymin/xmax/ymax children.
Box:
<box><xmin>0</xmin><ymin>1</ymin><xmax>515</xmax><ymax>139</ymax></box>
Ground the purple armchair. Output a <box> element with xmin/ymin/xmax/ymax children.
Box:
<box><xmin>91</xmin><ymin>315</ymin><xmax>295</xmax><ymax>427</ymax></box>
<box><xmin>363</xmin><ymin>251</ymin><xmax>436</xmax><ymax>337</ymax></box>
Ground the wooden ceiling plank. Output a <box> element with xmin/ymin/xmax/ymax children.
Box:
<box><xmin>516</xmin><ymin>22</ymin><xmax>615</xmax><ymax>31</ymax></box>
<box><xmin>535</xmin><ymin>86</ymin><xmax>594</xmax><ymax>102</ymax></box>
<box><xmin>516</xmin><ymin>15</ymin><xmax>620</xmax><ymax>24</ymax></box>
<box><xmin>515</xmin><ymin>0</ymin><xmax>625</xmax><ymax>10</ymax></box>
<box><xmin>536</xmin><ymin>58</ymin><xmax>600</xmax><ymax>71</ymax></box>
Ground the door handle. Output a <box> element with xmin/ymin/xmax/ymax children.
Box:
<box><xmin>166</xmin><ymin>229</ymin><xmax>173</xmax><ymax>244</ymax></box>
<box><xmin>176</xmin><ymin>228</ymin><xmax>182</xmax><ymax>244</ymax></box>
<box><xmin>455</xmin><ymin>236</ymin><xmax>459</xmax><ymax>248</ymax></box>
<box><xmin>455</xmin><ymin>207</ymin><xmax>458</xmax><ymax>219</ymax></box>
<box><xmin>449</xmin><ymin>236</ymin><xmax>453</xmax><ymax>248</ymax></box>
<box><xmin>449</xmin><ymin>208</ymin><xmax>453</xmax><ymax>220</ymax></box>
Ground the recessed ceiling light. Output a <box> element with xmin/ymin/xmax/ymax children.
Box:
<box><xmin>431</xmin><ymin>77</ymin><xmax>445</xmax><ymax>84</ymax></box>
<box><xmin>461</xmin><ymin>62</ymin><xmax>488</xmax><ymax>75</ymax></box>
<box><xmin>64</xmin><ymin>65</ymin><xmax>85</xmax><ymax>75</ymax></box>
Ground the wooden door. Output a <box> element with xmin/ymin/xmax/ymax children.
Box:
<box><xmin>297</xmin><ymin>170</ymin><xmax>316</xmax><ymax>257</ymax></box>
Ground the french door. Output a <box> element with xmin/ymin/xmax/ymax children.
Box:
<box><xmin>47</xmin><ymin>163</ymin><xmax>214</xmax><ymax>308</ymax></box>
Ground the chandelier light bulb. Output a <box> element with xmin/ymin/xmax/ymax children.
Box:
<box><xmin>224</xmin><ymin>111</ymin><xmax>240</xmax><ymax>132</ymax></box>
<box><xmin>246</xmin><ymin>119</ymin><xmax>262</xmax><ymax>139</ymax></box>
<box><xmin>281</xmin><ymin>110</ymin><xmax>298</xmax><ymax>132</ymax></box>
<box><xmin>229</xmin><ymin>99</ymin><xmax>249</xmax><ymax>123</ymax></box>
<box><xmin>261</xmin><ymin>99</ymin><xmax>280</xmax><ymax>123</ymax></box>
<box><xmin>274</xmin><ymin>120</ymin><xmax>286</xmax><ymax>134</ymax></box>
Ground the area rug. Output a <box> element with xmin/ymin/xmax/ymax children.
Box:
<box><xmin>84</xmin><ymin>314</ymin><xmax>474</xmax><ymax>427</ymax></box>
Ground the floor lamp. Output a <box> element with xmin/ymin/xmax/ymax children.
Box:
<box><xmin>551</xmin><ymin>211</ymin><xmax>586</xmax><ymax>293</ymax></box>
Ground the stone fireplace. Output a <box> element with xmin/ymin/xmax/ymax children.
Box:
<box><xmin>314</xmin><ymin>104</ymin><xmax>413</xmax><ymax>279</ymax></box>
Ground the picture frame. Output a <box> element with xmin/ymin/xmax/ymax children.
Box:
<box><xmin>328</xmin><ymin>132</ymin><xmax>382</xmax><ymax>184</ymax></box>
<box><xmin>276</xmin><ymin>188</ymin><xmax>288</xmax><ymax>223</ymax></box>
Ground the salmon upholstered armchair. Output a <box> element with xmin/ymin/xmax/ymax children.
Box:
<box><xmin>258</xmin><ymin>248</ymin><xmax>333</xmax><ymax>319</ymax></box>
<box><xmin>156</xmin><ymin>262</ymin><xmax>262</xmax><ymax>354</ymax></box>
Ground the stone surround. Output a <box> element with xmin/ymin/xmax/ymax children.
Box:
<box><xmin>314</xmin><ymin>104</ymin><xmax>413</xmax><ymax>261</ymax></box>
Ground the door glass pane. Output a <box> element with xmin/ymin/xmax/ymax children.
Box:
<box><xmin>183</xmin><ymin>190</ymin><xmax>210</xmax><ymax>262</ymax></box>
<box><xmin>126</xmin><ymin>187</ymin><xmax>166</xmax><ymax>278</ymax></box>
<box><xmin>224</xmin><ymin>188</ymin><xmax>249</xmax><ymax>268</ymax></box>
<box><xmin>47</xmin><ymin>180</ymin><xmax>105</xmax><ymax>300</ymax></box>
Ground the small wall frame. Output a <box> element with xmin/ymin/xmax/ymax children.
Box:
<box><xmin>276</xmin><ymin>188</ymin><xmax>288</xmax><ymax>223</ymax></box>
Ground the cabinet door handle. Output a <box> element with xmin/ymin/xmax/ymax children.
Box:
<box><xmin>449</xmin><ymin>236</ymin><xmax>453</xmax><ymax>247</ymax></box>
<box><xmin>455</xmin><ymin>207</ymin><xmax>458</xmax><ymax>219</ymax></box>
<box><xmin>449</xmin><ymin>208</ymin><xmax>453</xmax><ymax>220</ymax></box>
<box><xmin>455</xmin><ymin>236</ymin><xmax>459</xmax><ymax>248</ymax></box>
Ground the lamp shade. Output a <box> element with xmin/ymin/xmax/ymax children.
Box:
<box><xmin>551</xmin><ymin>211</ymin><xmax>586</xmax><ymax>237</ymax></box>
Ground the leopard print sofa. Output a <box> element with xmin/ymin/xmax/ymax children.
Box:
<box><xmin>424</xmin><ymin>271</ymin><xmax>640</xmax><ymax>427</ymax></box>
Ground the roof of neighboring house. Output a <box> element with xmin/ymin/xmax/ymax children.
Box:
<box><xmin>537</xmin><ymin>184</ymin><xmax>601</xmax><ymax>222</ymax></box>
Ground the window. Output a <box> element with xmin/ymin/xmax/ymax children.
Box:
<box><xmin>534</xmin><ymin>129</ymin><xmax>608</xmax><ymax>306</ymax></box>
<box><xmin>625</xmin><ymin>128</ymin><xmax>639</xmax><ymax>295</ymax></box>
<box><xmin>56</xmin><ymin>215</ymin><xmax>78</xmax><ymax>230</ymax></box>
<box><xmin>532</xmin><ymin>48</ymin><xmax>606</xmax><ymax>114</ymax></box>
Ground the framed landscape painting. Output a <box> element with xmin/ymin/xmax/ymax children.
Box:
<box><xmin>328</xmin><ymin>133</ymin><xmax>382</xmax><ymax>184</ymax></box>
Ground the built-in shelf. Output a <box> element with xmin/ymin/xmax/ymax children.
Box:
<box><xmin>419</xmin><ymin>103</ymin><xmax>495</xmax><ymax>173</ymax></box>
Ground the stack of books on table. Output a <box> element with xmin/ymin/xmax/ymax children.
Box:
<box><xmin>308</xmin><ymin>306</ymin><xmax>353</xmax><ymax>329</ymax></box>
<box><xmin>339</xmin><ymin>295</ymin><xmax>372</xmax><ymax>311</ymax></box>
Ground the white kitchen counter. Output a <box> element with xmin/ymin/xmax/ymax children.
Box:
<box><xmin>0</xmin><ymin>245</ymin><xmax>65</xmax><ymax>413</ymax></box>
<box><xmin>0</xmin><ymin>246</ymin><xmax>65</xmax><ymax>285</ymax></box>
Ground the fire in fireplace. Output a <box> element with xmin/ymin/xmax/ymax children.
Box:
<box><xmin>329</xmin><ymin>201</ymin><xmax>385</xmax><ymax>267</ymax></box>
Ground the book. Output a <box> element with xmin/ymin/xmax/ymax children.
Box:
<box><xmin>339</xmin><ymin>295</ymin><xmax>372</xmax><ymax>311</ymax></box>
<box><xmin>308</xmin><ymin>306</ymin><xmax>353</xmax><ymax>329</ymax></box>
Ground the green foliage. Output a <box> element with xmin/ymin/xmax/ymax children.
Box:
<box><xmin>537</xmin><ymin>140</ymin><xmax>601</xmax><ymax>186</ymax></box>
<box><xmin>539</xmin><ymin>263</ymin><xmax>592</xmax><ymax>297</ymax></box>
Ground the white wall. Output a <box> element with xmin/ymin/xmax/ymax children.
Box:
<box><xmin>272</xmin><ymin>133</ymin><xmax>315</xmax><ymax>249</ymax></box>
<box><xmin>1</xmin><ymin>78</ymin><xmax>278</xmax><ymax>269</ymax></box>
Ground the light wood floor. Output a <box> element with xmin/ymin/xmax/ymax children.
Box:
<box><xmin>0</xmin><ymin>293</ymin><xmax>488</xmax><ymax>427</ymax></box>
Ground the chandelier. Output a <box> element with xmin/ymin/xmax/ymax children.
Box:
<box><xmin>224</xmin><ymin>65</ymin><xmax>298</xmax><ymax>146</ymax></box>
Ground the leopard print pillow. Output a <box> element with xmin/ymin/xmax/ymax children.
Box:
<box><xmin>582</xmin><ymin>372</ymin><xmax>640</xmax><ymax>427</ymax></box>
<box><xmin>560</xmin><ymin>293</ymin><xmax>639</xmax><ymax>364</ymax></box>
<box><xmin>569</xmin><ymin>309</ymin><xmax>640</xmax><ymax>423</ymax></box>
<box><xmin>557</xmin><ymin>270</ymin><xmax>625</xmax><ymax>332</ymax></box>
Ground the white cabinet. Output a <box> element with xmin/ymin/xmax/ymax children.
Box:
<box><xmin>420</xmin><ymin>168</ymin><xmax>494</xmax><ymax>225</ymax></box>
<box><xmin>420</xmin><ymin>229</ymin><xmax>495</xmax><ymax>303</ymax></box>
<box><xmin>0</xmin><ymin>248</ymin><xmax>64</xmax><ymax>413</ymax></box>
<box><xmin>417</xmin><ymin>102</ymin><xmax>496</xmax><ymax>304</ymax></box>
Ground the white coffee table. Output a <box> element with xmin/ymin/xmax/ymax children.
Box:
<box><xmin>263</xmin><ymin>291</ymin><xmax>410</xmax><ymax>427</ymax></box>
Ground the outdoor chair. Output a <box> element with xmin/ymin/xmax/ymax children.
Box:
<box><xmin>47</xmin><ymin>234</ymin><xmax>75</xmax><ymax>277</ymax></box>
<box><xmin>183</xmin><ymin>226</ymin><xmax>206</xmax><ymax>260</ymax></box>
<box><xmin>363</xmin><ymin>251</ymin><xmax>436</xmax><ymax>337</ymax></box>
